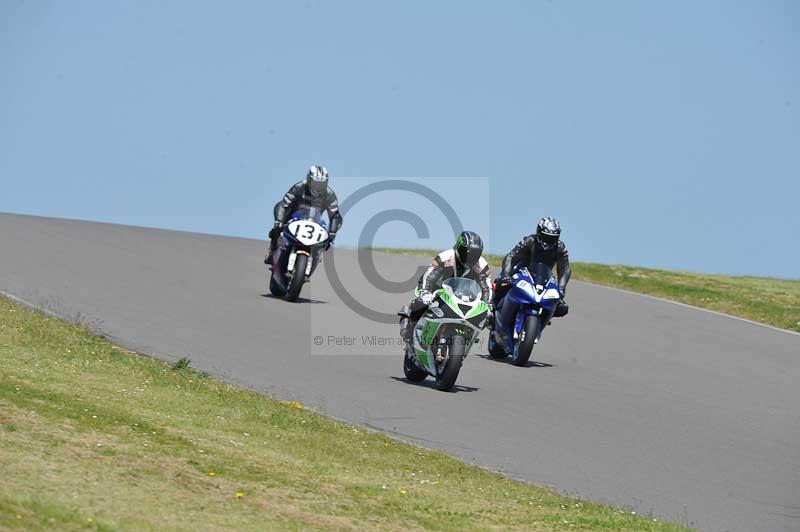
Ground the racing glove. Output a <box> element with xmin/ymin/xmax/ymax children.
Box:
<box><xmin>418</xmin><ymin>290</ymin><xmax>434</xmax><ymax>306</ymax></box>
<box><xmin>497</xmin><ymin>275</ymin><xmax>512</xmax><ymax>286</ymax></box>
<box><xmin>268</xmin><ymin>223</ymin><xmax>283</xmax><ymax>240</ymax></box>
<box><xmin>324</xmin><ymin>232</ymin><xmax>336</xmax><ymax>251</ymax></box>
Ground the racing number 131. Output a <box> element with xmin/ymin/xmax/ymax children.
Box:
<box><xmin>293</xmin><ymin>223</ymin><xmax>324</xmax><ymax>242</ymax></box>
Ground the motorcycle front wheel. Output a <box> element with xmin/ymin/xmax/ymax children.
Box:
<box><xmin>286</xmin><ymin>254</ymin><xmax>308</xmax><ymax>302</ymax></box>
<box><xmin>433</xmin><ymin>337</ymin><xmax>465</xmax><ymax>391</ymax></box>
<box><xmin>511</xmin><ymin>316</ymin><xmax>538</xmax><ymax>367</ymax></box>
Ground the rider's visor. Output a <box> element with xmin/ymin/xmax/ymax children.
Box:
<box><xmin>537</xmin><ymin>232</ymin><xmax>559</xmax><ymax>249</ymax></box>
<box><xmin>461</xmin><ymin>247</ymin><xmax>481</xmax><ymax>268</ymax></box>
<box><xmin>306</xmin><ymin>177</ymin><xmax>328</xmax><ymax>197</ymax></box>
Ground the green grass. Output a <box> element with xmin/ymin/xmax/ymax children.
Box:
<box><xmin>570</xmin><ymin>263</ymin><xmax>800</xmax><ymax>332</ymax></box>
<box><xmin>370</xmin><ymin>248</ymin><xmax>800</xmax><ymax>333</ymax></box>
<box><xmin>0</xmin><ymin>296</ymin><xmax>688</xmax><ymax>531</ymax></box>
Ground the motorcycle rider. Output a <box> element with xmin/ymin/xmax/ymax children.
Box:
<box><xmin>399</xmin><ymin>231</ymin><xmax>493</xmax><ymax>351</ymax></box>
<box><xmin>265</xmin><ymin>165</ymin><xmax>343</xmax><ymax>265</ymax></box>
<box><xmin>495</xmin><ymin>217</ymin><xmax>571</xmax><ymax>317</ymax></box>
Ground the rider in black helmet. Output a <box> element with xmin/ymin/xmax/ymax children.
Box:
<box><xmin>496</xmin><ymin>217</ymin><xmax>571</xmax><ymax>317</ymax></box>
<box><xmin>265</xmin><ymin>165</ymin><xmax>343</xmax><ymax>265</ymax></box>
<box><xmin>398</xmin><ymin>231</ymin><xmax>493</xmax><ymax>348</ymax></box>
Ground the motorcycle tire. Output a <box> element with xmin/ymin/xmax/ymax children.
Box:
<box><xmin>269</xmin><ymin>275</ymin><xmax>285</xmax><ymax>297</ymax></box>
<box><xmin>488</xmin><ymin>331</ymin><xmax>507</xmax><ymax>358</ymax></box>
<box><xmin>434</xmin><ymin>337</ymin><xmax>465</xmax><ymax>391</ymax></box>
<box><xmin>511</xmin><ymin>315</ymin><xmax>538</xmax><ymax>367</ymax></box>
<box><xmin>286</xmin><ymin>254</ymin><xmax>308</xmax><ymax>302</ymax></box>
<box><xmin>403</xmin><ymin>350</ymin><xmax>427</xmax><ymax>383</ymax></box>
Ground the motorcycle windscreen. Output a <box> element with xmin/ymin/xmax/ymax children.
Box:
<box><xmin>443</xmin><ymin>277</ymin><xmax>482</xmax><ymax>302</ymax></box>
<box><xmin>530</xmin><ymin>263</ymin><xmax>556</xmax><ymax>288</ymax></box>
<box><xmin>290</xmin><ymin>207</ymin><xmax>326</xmax><ymax>226</ymax></box>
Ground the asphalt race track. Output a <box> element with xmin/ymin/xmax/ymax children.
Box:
<box><xmin>1</xmin><ymin>213</ymin><xmax>798</xmax><ymax>532</ymax></box>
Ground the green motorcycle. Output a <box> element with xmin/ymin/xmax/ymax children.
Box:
<box><xmin>403</xmin><ymin>278</ymin><xmax>490</xmax><ymax>391</ymax></box>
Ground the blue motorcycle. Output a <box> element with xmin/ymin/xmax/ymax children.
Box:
<box><xmin>268</xmin><ymin>207</ymin><xmax>330</xmax><ymax>302</ymax></box>
<box><xmin>488</xmin><ymin>263</ymin><xmax>562</xmax><ymax>366</ymax></box>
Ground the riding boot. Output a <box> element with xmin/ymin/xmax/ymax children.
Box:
<box><xmin>265</xmin><ymin>235</ymin><xmax>279</xmax><ymax>265</ymax></box>
<box><xmin>398</xmin><ymin>305</ymin><xmax>416</xmax><ymax>355</ymax></box>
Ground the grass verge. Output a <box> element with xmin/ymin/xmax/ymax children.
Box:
<box><xmin>370</xmin><ymin>248</ymin><xmax>800</xmax><ymax>333</ymax></box>
<box><xmin>0</xmin><ymin>295</ymin><xmax>687</xmax><ymax>531</ymax></box>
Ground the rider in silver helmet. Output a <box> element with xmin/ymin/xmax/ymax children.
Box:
<box><xmin>495</xmin><ymin>217</ymin><xmax>571</xmax><ymax>317</ymax></box>
<box><xmin>265</xmin><ymin>165</ymin><xmax>343</xmax><ymax>264</ymax></box>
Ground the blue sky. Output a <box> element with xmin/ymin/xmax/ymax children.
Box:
<box><xmin>2</xmin><ymin>1</ymin><xmax>798</xmax><ymax>277</ymax></box>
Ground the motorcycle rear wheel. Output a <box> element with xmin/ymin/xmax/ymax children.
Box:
<box><xmin>403</xmin><ymin>351</ymin><xmax>427</xmax><ymax>382</ymax></box>
<box><xmin>488</xmin><ymin>332</ymin><xmax>507</xmax><ymax>358</ymax></box>
<box><xmin>269</xmin><ymin>275</ymin><xmax>285</xmax><ymax>297</ymax></box>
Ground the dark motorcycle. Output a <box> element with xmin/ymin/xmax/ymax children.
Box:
<box><xmin>268</xmin><ymin>207</ymin><xmax>330</xmax><ymax>302</ymax></box>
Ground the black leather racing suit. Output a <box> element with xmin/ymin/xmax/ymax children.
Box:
<box><xmin>497</xmin><ymin>236</ymin><xmax>571</xmax><ymax>316</ymax></box>
<box><xmin>268</xmin><ymin>181</ymin><xmax>343</xmax><ymax>258</ymax></box>
<box><xmin>274</xmin><ymin>181</ymin><xmax>342</xmax><ymax>232</ymax></box>
<box><xmin>399</xmin><ymin>249</ymin><xmax>493</xmax><ymax>346</ymax></box>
